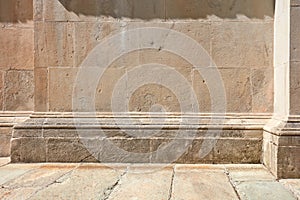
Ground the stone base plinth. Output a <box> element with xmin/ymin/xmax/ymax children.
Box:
<box><xmin>0</xmin><ymin>112</ymin><xmax>31</xmax><ymax>157</ymax></box>
<box><xmin>263</xmin><ymin>116</ymin><xmax>300</xmax><ymax>178</ymax></box>
<box><xmin>10</xmin><ymin>112</ymin><xmax>270</xmax><ymax>164</ymax></box>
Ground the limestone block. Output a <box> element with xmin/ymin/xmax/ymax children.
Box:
<box><xmin>95</xmin><ymin>67</ymin><xmax>126</xmax><ymax>112</ymax></box>
<box><xmin>0</xmin><ymin>128</ymin><xmax>12</xmax><ymax>157</ymax></box>
<box><xmin>47</xmin><ymin>138</ymin><xmax>97</xmax><ymax>162</ymax></box>
<box><xmin>291</xmin><ymin>7</ymin><xmax>300</xmax><ymax>62</ymax></box>
<box><xmin>33</xmin><ymin>0</ymin><xmax>43</xmax><ymax>21</ymax></box>
<box><xmin>0</xmin><ymin>0</ymin><xmax>33</xmax><ymax>23</ymax></box>
<box><xmin>34</xmin><ymin>68</ymin><xmax>48</xmax><ymax>112</ymax></box>
<box><xmin>128</xmin><ymin>84</ymin><xmax>181</xmax><ymax>112</ymax></box>
<box><xmin>166</xmin><ymin>0</ymin><xmax>274</xmax><ymax>20</ymax></box>
<box><xmin>4</xmin><ymin>70</ymin><xmax>34</xmax><ymax>111</ymax></box>
<box><xmin>34</xmin><ymin>22</ymin><xmax>74</xmax><ymax>68</ymax></box>
<box><xmin>251</xmin><ymin>68</ymin><xmax>274</xmax><ymax>113</ymax></box>
<box><xmin>213</xmin><ymin>139</ymin><xmax>262</xmax><ymax>163</ymax></box>
<box><xmin>10</xmin><ymin>138</ymin><xmax>46</xmax><ymax>162</ymax></box>
<box><xmin>0</xmin><ymin>71</ymin><xmax>3</xmax><ymax>110</ymax></box>
<box><xmin>220</xmin><ymin>68</ymin><xmax>252</xmax><ymax>112</ymax></box>
<box><xmin>291</xmin><ymin>0</ymin><xmax>300</xmax><ymax>6</ymax></box>
<box><xmin>0</xmin><ymin>28</ymin><xmax>33</xmax><ymax>70</ymax></box>
<box><xmin>98</xmin><ymin>138</ymin><xmax>151</xmax><ymax>163</ymax></box>
<box><xmin>277</xmin><ymin>146</ymin><xmax>300</xmax><ymax>178</ymax></box>
<box><xmin>176</xmin><ymin>139</ymin><xmax>215</xmax><ymax>163</ymax></box>
<box><xmin>193</xmin><ymin>70</ymin><xmax>212</xmax><ymax>113</ymax></box>
<box><xmin>211</xmin><ymin>21</ymin><xmax>273</xmax><ymax>68</ymax></box>
<box><xmin>263</xmin><ymin>131</ymin><xmax>278</xmax><ymax>175</ymax></box>
<box><xmin>172</xmin><ymin>21</ymin><xmax>211</xmax><ymax>57</ymax></box>
<box><xmin>48</xmin><ymin>67</ymin><xmax>77</xmax><ymax>112</ymax></box>
<box><xmin>290</xmin><ymin>62</ymin><xmax>300</xmax><ymax>115</ymax></box>
<box><xmin>13</xmin><ymin>129</ymin><xmax>43</xmax><ymax>138</ymax></box>
<box><xmin>74</xmin><ymin>21</ymin><xmax>121</xmax><ymax>67</ymax></box>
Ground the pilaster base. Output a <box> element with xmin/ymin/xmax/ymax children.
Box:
<box><xmin>263</xmin><ymin>116</ymin><xmax>300</xmax><ymax>178</ymax></box>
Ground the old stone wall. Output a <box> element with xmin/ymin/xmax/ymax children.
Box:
<box><xmin>0</xmin><ymin>0</ymin><xmax>34</xmax><ymax>111</ymax></box>
<box><xmin>34</xmin><ymin>0</ymin><xmax>274</xmax><ymax>113</ymax></box>
<box><xmin>1</xmin><ymin>0</ymin><xmax>280</xmax><ymax>166</ymax></box>
<box><xmin>0</xmin><ymin>0</ymin><xmax>34</xmax><ymax>156</ymax></box>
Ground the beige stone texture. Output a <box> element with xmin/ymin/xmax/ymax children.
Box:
<box><xmin>108</xmin><ymin>167</ymin><xmax>173</xmax><ymax>200</ymax></box>
<box><xmin>48</xmin><ymin>67</ymin><xmax>77</xmax><ymax>112</ymax></box>
<box><xmin>4</xmin><ymin>70</ymin><xmax>34</xmax><ymax>111</ymax></box>
<box><xmin>193</xmin><ymin>67</ymin><xmax>253</xmax><ymax>113</ymax></box>
<box><xmin>0</xmin><ymin>28</ymin><xmax>33</xmax><ymax>70</ymax></box>
<box><xmin>35</xmin><ymin>22</ymin><xmax>74</xmax><ymax>68</ymax></box>
<box><xmin>213</xmin><ymin>138</ymin><xmax>262</xmax><ymax>164</ymax></box>
<box><xmin>10</xmin><ymin>138</ymin><xmax>46</xmax><ymax>163</ymax></box>
<box><xmin>263</xmin><ymin>131</ymin><xmax>300</xmax><ymax>179</ymax></box>
<box><xmin>47</xmin><ymin>138</ymin><xmax>97</xmax><ymax>162</ymax></box>
<box><xmin>291</xmin><ymin>6</ymin><xmax>300</xmax><ymax>62</ymax></box>
<box><xmin>0</xmin><ymin>71</ymin><xmax>3</xmax><ymax>110</ymax></box>
<box><xmin>290</xmin><ymin>62</ymin><xmax>300</xmax><ymax>115</ymax></box>
<box><xmin>34</xmin><ymin>68</ymin><xmax>48</xmax><ymax>112</ymax></box>
<box><xmin>227</xmin><ymin>166</ymin><xmax>275</xmax><ymax>181</ymax></box>
<box><xmin>211</xmin><ymin>21</ymin><xmax>273</xmax><ymax>68</ymax></box>
<box><xmin>172</xmin><ymin>168</ymin><xmax>238</xmax><ymax>200</ymax></box>
<box><xmin>0</xmin><ymin>0</ymin><xmax>33</xmax><ymax>23</ymax></box>
<box><xmin>0</xmin><ymin>157</ymin><xmax>10</xmax><ymax>167</ymax></box>
<box><xmin>221</xmin><ymin>68</ymin><xmax>252</xmax><ymax>112</ymax></box>
<box><xmin>0</xmin><ymin>128</ymin><xmax>12</xmax><ymax>157</ymax></box>
<box><xmin>251</xmin><ymin>68</ymin><xmax>274</xmax><ymax>113</ymax></box>
<box><xmin>30</xmin><ymin>165</ymin><xmax>126</xmax><ymax>200</ymax></box>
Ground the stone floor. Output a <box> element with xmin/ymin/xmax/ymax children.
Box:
<box><xmin>0</xmin><ymin>158</ymin><xmax>299</xmax><ymax>200</ymax></box>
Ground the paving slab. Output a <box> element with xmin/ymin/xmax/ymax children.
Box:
<box><xmin>0</xmin><ymin>163</ymin><xmax>298</xmax><ymax>200</ymax></box>
<box><xmin>235</xmin><ymin>181</ymin><xmax>297</xmax><ymax>200</ymax></box>
<box><xmin>0</xmin><ymin>164</ymin><xmax>41</xmax><ymax>185</ymax></box>
<box><xmin>0</xmin><ymin>157</ymin><xmax>10</xmax><ymax>167</ymax></box>
<box><xmin>171</xmin><ymin>167</ymin><xmax>238</xmax><ymax>200</ymax></box>
<box><xmin>226</xmin><ymin>165</ymin><xmax>275</xmax><ymax>182</ymax></box>
<box><xmin>29</xmin><ymin>164</ymin><xmax>127</xmax><ymax>200</ymax></box>
<box><xmin>280</xmin><ymin>179</ymin><xmax>300</xmax><ymax>199</ymax></box>
<box><xmin>107</xmin><ymin>165</ymin><xmax>174</xmax><ymax>200</ymax></box>
<box><xmin>0</xmin><ymin>164</ymin><xmax>77</xmax><ymax>199</ymax></box>
<box><xmin>0</xmin><ymin>187</ymin><xmax>37</xmax><ymax>200</ymax></box>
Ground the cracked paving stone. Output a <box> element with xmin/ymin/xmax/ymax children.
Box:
<box><xmin>28</xmin><ymin>164</ymin><xmax>127</xmax><ymax>200</ymax></box>
<box><xmin>171</xmin><ymin>167</ymin><xmax>238</xmax><ymax>200</ymax></box>
<box><xmin>107</xmin><ymin>165</ymin><xmax>174</xmax><ymax>200</ymax></box>
<box><xmin>0</xmin><ymin>164</ymin><xmax>41</xmax><ymax>185</ymax></box>
<box><xmin>226</xmin><ymin>164</ymin><xmax>275</xmax><ymax>182</ymax></box>
<box><xmin>0</xmin><ymin>164</ymin><xmax>77</xmax><ymax>199</ymax></box>
<box><xmin>235</xmin><ymin>181</ymin><xmax>297</xmax><ymax>200</ymax></box>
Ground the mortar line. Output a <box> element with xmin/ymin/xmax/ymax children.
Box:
<box><xmin>102</xmin><ymin>167</ymin><xmax>128</xmax><ymax>200</ymax></box>
<box><xmin>26</xmin><ymin>163</ymin><xmax>81</xmax><ymax>200</ymax></box>
<box><xmin>168</xmin><ymin>165</ymin><xmax>175</xmax><ymax>200</ymax></box>
<box><xmin>224</xmin><ymin>166</ymin><xmax>241</xmax><ymax>200</ymax></box>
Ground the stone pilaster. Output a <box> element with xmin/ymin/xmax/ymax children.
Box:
<box><xmin>263</xmin><ymin>0</ymin><xmax>300</xmax><ymax>178</ymax></box>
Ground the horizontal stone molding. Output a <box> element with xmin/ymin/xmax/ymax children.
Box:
<box><xmin>10</xmin><ymin>112</ymin><xmax>271</xmax><ymax>164</ymax></box>
<box><xmin>264</xmin><ymin>116</ymin><xmax>300</xmax><ymax>136</ymax></box>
